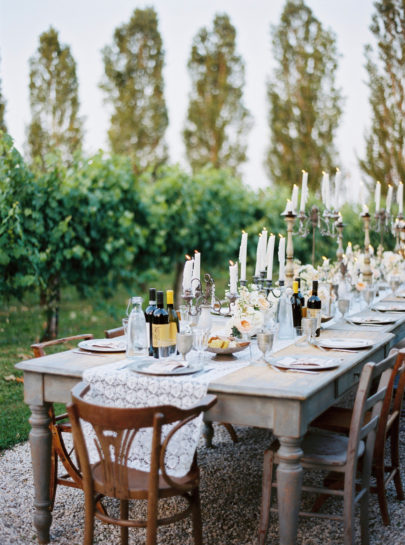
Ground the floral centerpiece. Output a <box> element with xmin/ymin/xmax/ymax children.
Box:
<box><xmin>228</xmin><ymin>286</ymin><xmax>273</xmax><ymax>337</ymax></box>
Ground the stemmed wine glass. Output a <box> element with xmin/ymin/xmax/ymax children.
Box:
<box><xmin>256</xmin><ymin>330</ymin><xmax>276</xmax><ymax>365</ymax></box>
<box><xmin>362</xmin><ymin>286</ymin><xmax>376</xmax><ymax>309</ymax></box>
<box><xmin>389</xmin><ymin>275</ymin><xmax>402</xmax><ymax>296</ymax></box>
<box><xmin>337</xmin><ymin>298</ymin><xmax>350</xmax><ymax>320</ymax></box>
<box><xmin>176</xmin><ymin>332</ymin><xmax>193</xmax><ymax>365</ymax></box>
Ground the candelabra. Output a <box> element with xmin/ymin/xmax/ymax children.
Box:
<box><xmin>182</xmin><ymin>273</ymin><xmax>221</xmax><ymax>316</ymax></box>
<box><xmin>294</xmin><ymin>206</ymin><xmax>340</xmax><ymax>266</ymax></box>
<box><xmin>361</xmin><ymin>212</ymin><xmax>373</xmax><ymax>284</ymax></box>
<box><xmin>223</xmin><ymin>291</ymin><xmax>239</xmax><ymax>315</ymax></box>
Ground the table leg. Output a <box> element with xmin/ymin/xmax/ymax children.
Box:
<box><xmin>203</xmin><ymin>421</ymin><xmax>215</xmax><ymax>448</ymax></box>
<box><xmin>29</xmin><ymin>403</ymin><xmax>52</xmax><ymax>544</ymax></box>
<box><xmin>276</xmin><ymin>436</ymin><xmax>303</xmax><ymax>545</ymax></box>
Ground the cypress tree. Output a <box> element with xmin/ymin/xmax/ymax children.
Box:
<box><xmin>183</xmin><ymin>13</ymin><xmax>251</xmax><ymax>174</ymax></box>
<box><xmin>101</xmin><ymin>7</ymin><xmax>168</xmax><ymax>171</ymax></box>
<box><xmin>27</xmin><ymin>27</ymin><xmax>82</xmax><ymax>167</ymax></box>
<box><xmin>359</xmin><ymin>0</ymin><xmax>405</xmax><ymax>187</ymax></box>
<box><xmin>266</xmin><ymin>0</ymin><xmax>343</xmax><ymax>189</ymax></box>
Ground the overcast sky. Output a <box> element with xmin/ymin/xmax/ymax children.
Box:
<box><xmin>0</xmin><ymin>0</ymin><xmax>375</xmax><ymax>197</ymax></box>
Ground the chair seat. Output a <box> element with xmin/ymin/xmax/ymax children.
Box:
<box><xmin>272</xmin><ymin>431</ymin><xmax>366</xmax><ymax>468</ymax></box>
<box><xmin>92</xmin><ymin>461</ymin><xmax>199</xmax><ymax>500</ymax></box>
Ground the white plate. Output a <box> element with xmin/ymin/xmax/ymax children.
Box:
<box><xmin>373</xmin><ymin>303</ymin><xmax>405</xmax><ymax>312</ymax></box>
<box><xmin>317</xmin><ymin>337</ymin><xmax>374</xmax><ymax>350</ymax></box>
<box><xmin>129</xmin><ymin>359</ymin><xmax>203</xmax><ymax>376</ymax></box>
<box><xmin>349</xmin><ymin>315</ymin><xmax>397</xmax><ymax>325</ymax></box>
<box><xmin>275</xmin><ymin>356</ymin><xmax>339</xmax><ymax>371</ymax></box>
<box><xmin>78</xmin><ymin>339</ymin><xmax>126</xmax><ymax>353</ymax></box>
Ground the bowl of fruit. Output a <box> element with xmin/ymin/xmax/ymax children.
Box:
<box><xmin>207</xmin><ymin>336</ymin><xmax>250</xmax><ymax>359</ymax></box>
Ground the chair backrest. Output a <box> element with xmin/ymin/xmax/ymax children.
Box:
<box><xmin>31</xmin><ymin>333</ymin><xmax>94</xmax><ymax>357</ymax></box>
<box><xmin>104</xmin><ymin>326</ymin><xmax>125</xmax><ymax>339</ymax></box>
<box><xmin>67</xmin><ymin>382</ymin><xmax>216</xmax><ymax>498</ymax></box>
<box><xmin>346</xmin><ymin>350</ymin><xmax>397</xmax><ymax>477</ymax></box>
<box><xmin>375</xmin><ymin>348</ymin><xmax>405</xmax><ymax>451</ymax></box>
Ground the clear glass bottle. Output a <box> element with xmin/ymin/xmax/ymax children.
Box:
<box><xmin>276</xmin><ymin>282</ymin><xmax>295</xmax><ymax>340</ymax></box>
<box><xmin>126</xmin><ymin>296</ymin><xmax>148</xmax><ymax>358</ymax></box>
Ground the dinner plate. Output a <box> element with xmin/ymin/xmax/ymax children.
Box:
<box><xmin>275</xmin><ymin>356</ymin><xmax>339</xmax><ymax>371</ymax></box>
<box><xmin>317</xmin><ymin>337</ymin><xmax>374</xmax><ymax>350</ymax></box>
<box><xmin>129</xmin><ymin>359</ymin><xmax>203</xmax><ymax>376</ymax></box>
<box><xmin>78</xmin><ymin>339</ymin><xmax>126</xmax><ymax>353</ymax></box>
<box><xmin>373</xmin><ymin>303</ymin><xmax>405</xmax><ymax>312</ymax></box>
<box><xmin>348</xmin><ymin>315</ymin><xmax>397</xmax><ymax>325</ymax></box>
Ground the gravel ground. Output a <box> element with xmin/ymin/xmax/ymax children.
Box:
<box><xmin>1</xmin><ymin>424</ymin><xmax>405</xmax><ymax>545</ymax></box>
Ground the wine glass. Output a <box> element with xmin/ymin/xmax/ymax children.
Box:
<box><xmin>179</xmin><ymin>305</ymin><xmax>191</xmax><ymax>333</ymax></box>
<box><xmin>389</xmin><ymin>275</ymin><xmax>401</xmax><ymax>296</ymax></box>
<box><xmin>192</xmin><ymin>328</ymin><xmax>209</xmax><ymax>362</ymax></box>
<box><xmin>176</xmin><ymin>332</ymin><xmax>193</xmax><ymax>364</ymax></box>
<box><xmin>362</xmin><ymin>286</ymin><xmax>376</xmax><ymax>309</ymax></box>
<box><xmin>256</xmin><ymin>331</ymin><xmax>276</xmax><ymax>365</ymax></box>
<box><xmin>337</xmin><ymin>298</ymin><xmax>350</xmax><ymax>319</ymax></box>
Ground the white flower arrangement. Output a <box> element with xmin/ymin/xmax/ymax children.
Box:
<box><xmin>228</xmin><ymin>286</ymin><xmax>273</xmax><ymax>336</ymax></box>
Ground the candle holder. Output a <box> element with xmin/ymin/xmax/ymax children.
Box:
<box><xmin>294</xmin><ymin>205</ymin><xmax>340</xmax><ymax>266</ymax></box>
<box><xmin>182</xmin><ymin>273</ymin><xmax>221</xmax><ymax>316</ymax></box>
<box><xmin>336</xmin><ymin>219</ymin><xmax>345</xmax><ymax>262</ymax></box>
<box><xmin>264</xmin><ymin>279</ymin><xmax>282</xmax><ymax>299</ymax></box>
<box><xmin>239</xmin><ymin>279</ymin><xmax>247</xmax><ymax>287</ymax></box>
<box><xmin>361</xmin><ymin>212</ymin><xmax>373</xmax><ymax>284</ymax></box>
<box><xmin>224</xmin><ymin>291</ymin><xmax>239</xmax><ymax>315</ymax></box>
<box><xmin>373</xmin><ymin>208</ymin><xmax>393</xmax><ymax>254</ymax></box>
<box><xmin>281</xmin><ymin>210</ymin><xmax>296</xmax><ymax>287</ymax></box>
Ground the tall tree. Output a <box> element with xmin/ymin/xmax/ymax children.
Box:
<box><xmin>0</xmin><ymin>55</ymin><xmax>7</xmax><ymax>133</ymax></box>
<box><xmin>359</xmin><ymin>0</ymin><xmax>405</xmax><ymax>188</ymax></box>
<box><xmin>183</xmin><ymin>13</ymin><xmax>251</xmax><ymax>174</ymax></box>
<box><xmin>101</xmin><ymin>7</ymin><xmax>168</xmax><ymax>171</ymax></box>
<box><xmin>27</xmin><ymin>27</ymin><xmax>82</xmax><ymax>167</ymax></box>
<box><xmin>266</xmin><ymin>0</ymin><xmax>343</xmax><ymax>189</ymax></box>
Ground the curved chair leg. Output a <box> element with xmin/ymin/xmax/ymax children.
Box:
<box><xmin>258</xmin><ymin>449</ymin><xmax>275</xmax><ymax>545</ymax></box>
<box><xmin>359</xmin><ymin>487</ymin><xmax>370</xmax><ymax>545</ymax></box>
<box><xmin>391</xmin><ymin>420</ymin><xmax>404</xmax><ymax>501</ymax></box>
<box><xmin>220</xmin><ymin>423</ymin><xmax>238</xmax><ymax>443</ymax></box>
<box><xmin>83</xmin><ymin>493</ymin><xmax>95</xmax><ymax>545</ymax></box>
<box><xmin>49</xmin><ymin>442</ymin><xmax>58</xmax><ymax>511</ymax></box>
<box><xmin>375</xmin><ymin>462</ymin><xmax>390</xmax><ymax>526</ymax></box>
<box><xmin>191</xmin><ymin>487</ymin><xmax>203</xmax><ymax>545</ymax></box>
<box><xmin>343</xmin><ymin>477</ymin><xmax>355</xmax><ymax>545</ymax></box>
<box><xmin>120</xmin><ymin>500</ymin><xmax>129</xmax><ymax>545</ymax></box>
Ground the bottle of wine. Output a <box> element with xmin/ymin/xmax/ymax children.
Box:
<box><xmin>144</xmin><ymin>288</ymin><xmax>157</xmax><ymax>357</ymax></box>
<box><xmin>166</xmin><ymin>289</ymin><xmax>179</xmax><ymax>355</ymax></box>
<box><xmin>307</xmin><ymin>280</ymin><xmax>322</xmax><ymax>337</ymax></box>
<box><xmin>152</xmin><ymin>291</ymin><xmax>169</xmax><ymax>358</ymax></box>
<box><xmin>295</xmin><ymin>277</ymin><xmax>305</xmax><ymax>308</ymax></box>
<box><xmin>291</xmin><ymin>280</ymin><xmax>302</xmax><ymax>328</ymax></box>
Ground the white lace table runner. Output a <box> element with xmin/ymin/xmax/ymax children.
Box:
<box><xmin>82</xmin><ymin>356</ymin><xmax>250</xmax><ymax>477</ymax></box>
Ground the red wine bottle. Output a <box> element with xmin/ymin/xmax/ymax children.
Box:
<box><xmin>144</xmin><ymin>288</ymin><xmax>157</xmax><ymax>357</ymax></box>
<box><xmin>307</xmin><ymin>280</ymin><xmax>322</xmax><ymax>337</ymax></box>
<box><xmin>291</xmin><ymin>280</ymin><xmax>302</xmax><ymax>328</ymax></box>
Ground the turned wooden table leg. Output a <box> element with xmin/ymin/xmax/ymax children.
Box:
<box><xmin>276</xmin><ymin>436</ymin><xmax>303</xmax><ymax>545</ymax></box>
<box><xmin>29</xmin><ymin>403</ymin><xmax>53</xmax><ymax>544</ymax></box>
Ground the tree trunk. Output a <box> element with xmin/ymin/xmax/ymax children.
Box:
<box><xmin>40</xmin><ymin>275</ymin><xmax>60</xmax><ymax>341</ymax></box>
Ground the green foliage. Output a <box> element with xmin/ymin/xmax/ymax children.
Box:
<box><xmin>101</xmin><ymin>7</ymin><xmax>168</xmax><ymax>171</ymax></box>
<box><xmin>0</xmin><ymin>55</ymin><xmax>6</xmax><ymax>133</ymax></box>
<box><xmin>183</xmin><ymin>13</ymin><xmax>251</xmax><ymax>175</ymax></box>
<box><xmin>266</xmin><ymin>0</ymin><xmax>343</xmax><ymax>190</ymax></box>
<box><xmin>27</xmin><ymin>27</ymin><xmax>83</xmax><ymax>168</ymax></box>
<box><xmin>359</xmin><ymin>0</ymin><xmax>405</xmax><ymax>188</ymax></box>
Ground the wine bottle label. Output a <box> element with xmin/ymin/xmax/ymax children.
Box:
<box><xmin>309</xmin><ymin>308</ymin><xmax>321</xmax><ymax>329</ymax></box>
<box><xmin>152</xmin><ymin>323</ymin><xmax>171</xmax><ymax>347</ymax></box>
<box><xmin>168</xmin><ymin>322</ymin><xmax>177</xmax><ymax>344</ymax></box>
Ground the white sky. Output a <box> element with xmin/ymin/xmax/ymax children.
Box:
<box><xmin>0</xmin><ymin>0</ymin><xmax>374</xmax><ymax>196</ymax></box>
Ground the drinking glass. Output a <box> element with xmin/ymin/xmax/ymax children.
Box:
<box><xmin>337</xmin><ymin>298</ymin><xmax>350</xmax><ymax>319</ymax></box>
<box><xmin>179</xmin><ymin>305</ymin><xmax>191</xmax><ymax>333</ymax></box>
<box><xmin>176</xmin><ymin>332</ymin><xmax>193</xmax><ymax>363</ymax></box>
<box><xmin>294</xmin><ymin>326</ymin><xmax>309</xmax><ymax>347</ymax></box>
<box><xmin>158</xmin><ymin>344</ymin><xmax>171</xmax><ymax>360</ymax></box>
<box><xmin>389</xmin><ymin>275</ymin><xmax>401</xmax><ymax>296</ymax></box>
<box><xmin>192</xmin><ymin>328</ymin><xmax>209</xmax><ymax>362</ymax></box>
<box><xmin>256</xmin><ymin>331</ymin><xmax>276</xmax><ymax>365</ymax></box>
<box><xmin>301</xmin><ymin>318</ymin><xmax>313</xmax><ymax>345</ymax></box>
<box><xmin>362</xmin><ymin>286</ymin><xmax>376</xmax><ymax>309</ymax></box>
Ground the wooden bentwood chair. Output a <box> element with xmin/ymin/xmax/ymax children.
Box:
<box><xmin>67</xmin><ymin>382</ymin><xmax>217</xmax><ymax>545</ymax></box>
<box><xmin>311</xmin><ymin>348</ymin><xmax>405</xmax><ymax>525</ymax></box>
<box><xmin>258</xmin><ymin>351</ymin><xmax>396</xmax><ymax>545</ymax></box>
<box><xmin>31</xmin><ymin>334</ymin><xmax>94</xmax><ymax>510</ymax></box>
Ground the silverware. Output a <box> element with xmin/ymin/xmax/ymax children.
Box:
<box><xmin>72</xmin><ymin>349</ymin><xmax>108</xmax><ymax>357</ymax></box>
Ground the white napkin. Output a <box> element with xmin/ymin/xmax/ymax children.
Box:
<box><xmin>146</xmin><ymin>360</ymin><xmax>188</xmax><ymax>373</ymax></box>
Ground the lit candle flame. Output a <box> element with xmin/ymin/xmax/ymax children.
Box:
<box><xmin>185</xmin><ymin>254</ymin><xmax>192</xmax><ymax>260</ymax></box>
<box><xmin>229</xmin><ymin>260</ymin><xmax>234</xmax><ymax>266</ymax></box>
<box><xmin>302</xmin><ymin>169</ymin><xmax>307</xmax><ymax>174</ymax></box>
<box><xmin>194</xmin><ymin>249</ymin><xmax>199</xmax><ymax>254</ymax></box>
<box><xmin>336</xmin><ymin>167</ymin><xmax>340</xmax><ymax>173</ymax></box>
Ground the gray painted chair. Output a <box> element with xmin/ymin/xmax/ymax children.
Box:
<box><xmin>258</xmin><ymin>351</ymin><xmax>396</xmax><ymax>545</ymax></box>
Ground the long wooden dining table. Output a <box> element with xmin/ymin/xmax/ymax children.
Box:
<box><xmin>15</xmin><ymin>304</ymin><xmax>405</xmax><ymax>545</ymax></box>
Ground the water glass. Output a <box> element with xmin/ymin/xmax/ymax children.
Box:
<box><xmin>301</xmin><ymin>318</ymin><xmax>313</xmax><ymax>344</ymax></box>
<box><xmin>176</xmin><ymin>332</ymin><xmax>193</xmax><ymax>362</ymax></box>
<box><xmin>256</xmin><ymin>331</ymin><xmax>276</xmax><ymax>364</ymax></box>
<box><xmin>362</xmin><ymin>287</ymin><xmax>376</xmax><ymax>309</ymax></box>
<box><xmin>179</xmin><ymin>305</ymin><xmax>191</xmax><ymax>333</ymax></box>
<box><xmin>158</xmin><ymin>344</ymin><xmax>172</xmax><ymax>360</ymax></box>
<box><xmin>294</xmin><ymin>326</ymin><xmax>308</xmax><ymax>347</ymax></box>
<box><xmin>337</xmin><ymin>298</ymin><xmax>350</xmax><ymax>318</ymax></box>
<box><xmin>192</xmin><ymin>328</ymin><xmax>209</xmax><ymax>361</ymax></box>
